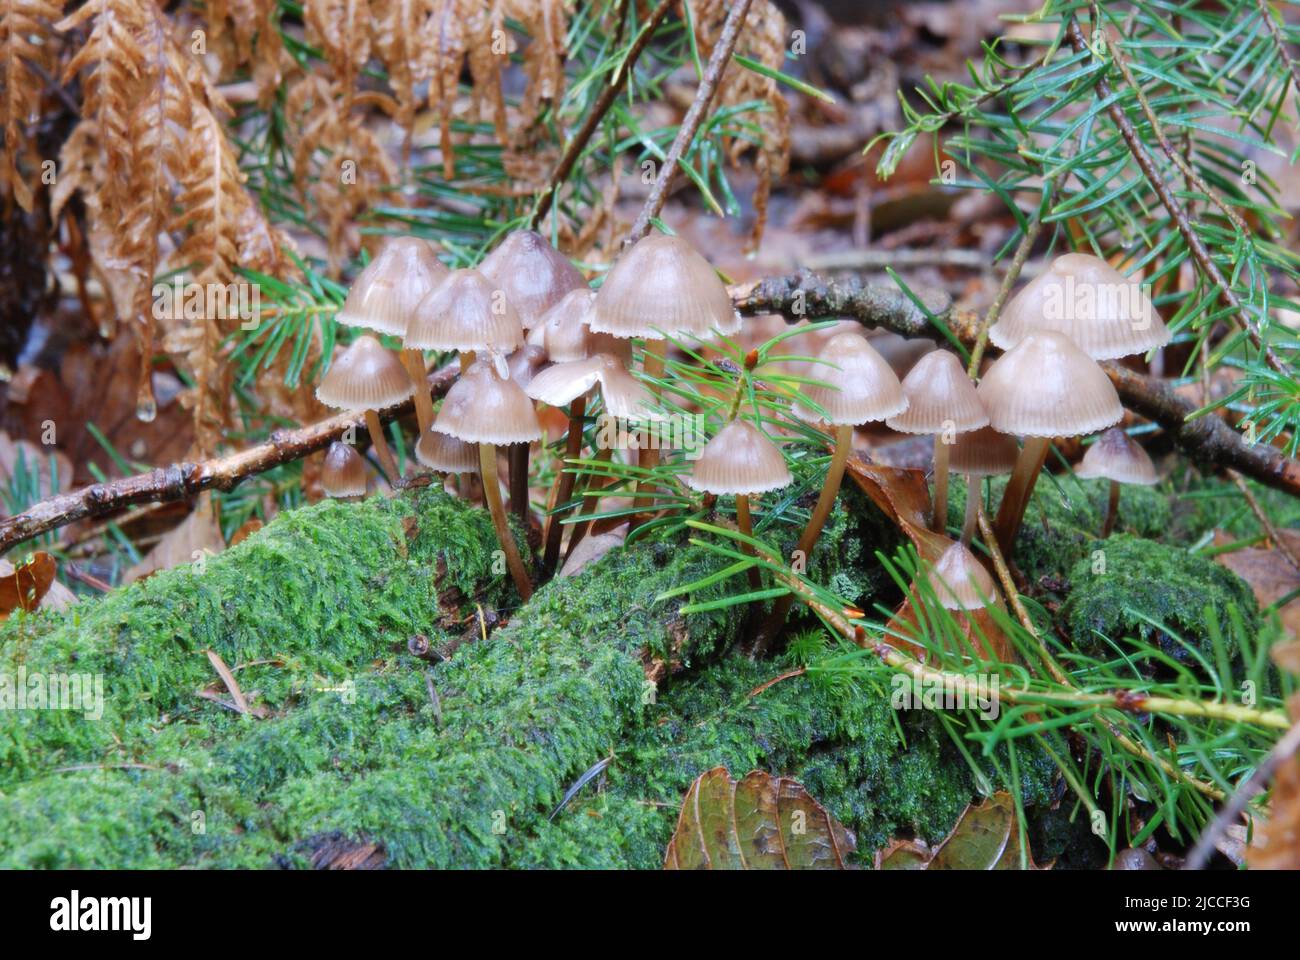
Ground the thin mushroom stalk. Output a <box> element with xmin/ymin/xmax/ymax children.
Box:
<box><xmin>1102</xmin><ymin>479</ymin><xmax>1120</xmax><ymax>538</ymax></box>
<box><xmin>735</xmin><ymin>494</ymin><xmax>761</xmax><ymax>590</ymax></box>
<box><xmin>961</xmin><ymin>474</ymin><xmax>980</xmax><ymax>544</ymax></box>
<box><xmin>365</xmin><ymin>409</ymin><xmax>401</xmax><ymax>484</ymax></box>
<box><xmin>542</xmin><ymin>393</ymin><xmax>587</xmax><ymax>575</ymax></box>
<box><xmin>631</xmin><ymin>339</ymin><xmax>668</xmax><ymax>529</ymax></box>
<box><xmin>993</xmin><ymin>435</ymin><xmax>1050</xmax><ymax>552</ymax></box>
<box><xmin>932</xmin><ymin>435</ymin><xmax>950</xmax><ymax>532</ymax></box>
<box><xmin>561</xmin><ymin>443</ymin><xmax>614</xmax><ymax>565</ymax></box>
<box><xmin>478</xmin><ymin>443</ymin><xmax>533</xmax><ymax>600</ymax></box>
<box><xmin>401</xmin><ymin>349</ymin><xmax>436</xmax><ymax>438</ymax></box>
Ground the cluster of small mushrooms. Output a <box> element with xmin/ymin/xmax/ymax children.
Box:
<box><xmin>316</xmin><ymin>230</ymin><xmax>1166</xmax><ymax>645</ymax></box>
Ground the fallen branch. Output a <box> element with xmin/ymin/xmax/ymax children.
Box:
<box><xmin>732</xmin><ymin>270</ymin><xmax>1300</xmax><ymax>498</ymax></box>
<box><xmin>0</xmin><ymin>364</ymin><xmax>459</xmax><ymax>555</ymax></box>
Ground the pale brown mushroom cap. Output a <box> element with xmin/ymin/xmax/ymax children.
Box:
<box><xmin>479</xmin><ymin>229</ymin><xmax>587</xmax><ymax>328</ymax></box>
<box><xmin>684</xmin><ymin>419</ymin><xmax>792</xmax><ymax>495</ymax></box>
<box><xmin>791</xmin><ymin>331</ymin><xmax>908</xmax><ymax>425</ymax></box>
<box><xmin>526</xmin><ymin>354</ymin><xmax>662</xmax><ymax>420</ymax></box>
<box><xmin>1075</xmin><ymin>427</ymin><xmax>1158</xmax><ymax>486</ymax></box>
<box><xmin>316</xmin><ymin>334</ymin><xmax>415</xmax><ymax>411</ymax></box>
<box><xmin>990</xmin><ymin>252</ymin><xmax>1170</xmax><ymax>360</ymax></box>
<box><xmin>321</xmin><ymin>441</ymin><xmax>368</xmax><ymax>498</ymax></box>
<box><xmin>926</xmin><ymin>541</ymin><xmax>999</xmax><ymax>611</ymax></box>
<box><xmin>433</xmin><ymin>361</ymin><xmax>542</xmax><ymax>445</ymax></box>
<box><xmin>886</xmin><ymin>349</ymin><xmax>988</xmax><ymax>435</ymax></box>
<box><xmin>538</xmin><ymin>288</ymin><xmax>632</xmax><ymax>364</ymax></box>
<box><xmin>978</xmin><ymin>331</ymin><xmax>1123</xmax><ymax>438</ymax></box>
<box><xmin>589</xmin><ymin>233</ymin><xmax>741</xmax><ymax>340</ymax></box>
<box><xmin>415</xmin><ymin>427</ymin><xmax>480</xmax><ymax>474</ymax></box>
<box><xmin>949</xmin><ymin>426</ymin><xmax>1020</xmax><ymax>477</ymax></box>
<box><xmin>406</xmin><ymin>268</ymin><xmax>524</xmax><ymax>353</ymax></box>
<box><xmin>337</xmin><ymin>237</ymin><xmax>448</xmax><ymax>337</ymax></box>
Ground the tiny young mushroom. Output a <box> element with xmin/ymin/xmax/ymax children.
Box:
<box><xmin>337</xmin><ymin>237</ymin><xmax>448</xmax><ymax>439</ymax></box>
<box><xmin>922</xmin><ymin>539</ymin><xmax>1011</xmax><ymax>661</ymax></box>
<box><xmin>978</xmin><ymin>331</ymin><xmax>1123</xmax><ymax>554</ymax></box>
<box><xmin>755</xmin><ymin>331</ymin><xmax>907</xmax><ymax>646</ymax></box>
<box><xmin>590</xmin><ymin>233</ymin><xmax>741</xmax><ymax>524</ymax></box>
<box><xmin>948</xmin><ymin>426</ymin><xmax>1020</xmax><ymax>543</ymax></box>
<box><xmin>684</xmin><ymin>418</ymin><xmax>792</xmax><ymax>589</ymax></box>
<box><xmin>321</xmin><ymin>440</ymin><xmax>369</xmax><ymax>500</ymax></box>
<box><xmin>415</xmin><ymin>425</ymin><xmax>481</xmax><ymax>479</ymax></box>
<box><xmin>433</xmin><ymin>361</ymin><xmax>541</xmax><ymax>600</ymax></box>
<box><xmin>989</xmin><ymin>252</ymin><xmax>1170</xmax><ymax>361</ymax></box>
<box><xmin>885</xmin><ymin>349</ymin><xmax>988</xmax><ymax>532</ymax></box>
<box><xmin>316</xmin><ymin>333</ymin><xmax>415</xmax><ymax>485</ymax></box>
<box><xmin>1074</xmin><ymin>427</ymin><xmax>1158</xmax><ymax>537</ymax></box>
<box><xmin>479</xmin><ymin>230</ymin><xmax>587</xmax><ymax>518</ymax></box>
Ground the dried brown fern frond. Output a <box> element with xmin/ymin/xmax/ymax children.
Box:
<box><xmin>510</xmin><ymin>0</ymin><xmax>567</xmax><ymax>131</ymax></box>
<box><xmin>304</xmin><ymin>0</ymin><xmax>372</xmax><ymax>110</ymax></box>
<box><xmin>1</xmin><ymin>0</ymin><xmax>62</xmax><ymax>212</ymax></box>
<box><xmin>199</xmin><ymin>0</ymin><xmax>285</xmax><ymax>108</ymax></box>
<box><xmin>373</xmin><ymin>0</ymin><xmax>436</xmax><ymax>157</ymax></box>
<box><xmin>285</xmin><ymin>72</ymin><xmax>397</xmax><ymax>273</ymax></box>
<box><xmin>425</xmin><ymin>0</ymin><xmax>512</xmax><ymax>179</ymax></box>
<box><xmin>692</xmin><ymin>0</ymin><xmax>790</xmax><ymax>248</ymax></box>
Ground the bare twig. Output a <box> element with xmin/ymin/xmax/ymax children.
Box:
<box><xmin>0</xmin><ymin>363</ymin><xmax>459</xmax><ymax>555</ymax></box>
<box><xmin>1255</xmin><ymin>0</ymin><xmax>1300</xmax><ymax>116</ymax></box>
<box><xmin>626</xmin><ymin>0</ymin><xmax>755</xmax><ymax>243</ymax></box>
<box><xmin>529</xmin><ymin>0</ymin><xmax>675</xmax><ymax>229</ymax></box>
<box><xmin>1066</xmin><ymin>20</ymin><xmax>1288</xmax><ymax>377</ymax></box>
<box><xmin>1229</xmin><ymin>468</ymin><xmax>1300</xmax><ymax>572</ymax></box>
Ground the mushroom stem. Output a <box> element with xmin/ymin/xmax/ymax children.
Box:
<box><xmin>735</xmin><ymin>494</ymin><xmax>762</xmax><ymax>590</ymax></box>
<box><xmin>478</xmin><ymin>441</ymin><xmax>533</xmax><ymax>600</ymax></box>
<box><xmin>994</xmin><ymin>435</ymin><xmax>1051</xmax><ymax>554</ymax></box>
<box><xmin>630</xmin><ymin>339</ymin><xmax>667</xmax><ymax>531</ymax></box>
<box><xmin>961</xmin><ymin>474</ymin><xmax>979</xmax><ymax>544</ymax></box>
<box><xmin>562</xmin><ymin>443</ymin><xmax>615</xmax><ymax>564</ymax></box>
<box><xmin>1102</xmin><ymin>479</ymin><xmax>1120</xmax><ymax>538</ymax></box>
<box><xmin>932</xmin><ymin>434</ymin><xmax>950</xmax><ymax>532</ymax></box>
<box><xmin>508</xmin><ymin>444</ymin><xmax>530</xmax><ymax>522</ymax></box>
<box><xmin>542</xmin><ymin>393</ymin><xmax>587</xmax><ymax>575</ymax></box>
<box><xmin>754</xmin><ymin>422</ymin><xmax>855</xmax><ymax>650</ymax></box>
<box><xmin>364</xmin><ymin>408</ymin><xmax>400</xmax><ymax>483</ymax></box>
<box><xmin>401</xmin><ymin>349</ymin><xmax>435</xmax><ymax>438</ymax></box>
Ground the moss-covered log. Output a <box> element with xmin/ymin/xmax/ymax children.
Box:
<box><xmin>0</xmin><ymin>481</ymin><xmax>1005</xmax><ymax>868</ymax></box>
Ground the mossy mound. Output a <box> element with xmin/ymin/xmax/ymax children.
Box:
<box><xmin>1059</xmin><ymin>534</ymin><xmax>1258</xmax><ymax>665</ymax></box>
<box><xmin>0</xmin><ymin>480</ymin><xmax>998</xmax><ymax>868</ymax></box>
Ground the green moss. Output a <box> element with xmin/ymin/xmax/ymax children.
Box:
<box><xmin>0</xmin><ymin>484</ymin><xmax>993</xmax><ymax>869</ymax></box>
<box><xmin>948</xmin><ymin>474</ymin><xmax>1173</xmax><ymax>585</ymax></box>
<box><xmin>1060</xmin><ymin>535</ymin><xmax>1258</xmax><ymax>665</ymax></box>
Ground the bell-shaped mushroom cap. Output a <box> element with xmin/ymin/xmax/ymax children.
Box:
<box><xmin>321</xmin><ymin>441</ymin><xmax>368</xmax><ymax>498</ymax></box>
<box><xmin>538</xmin><ymin>288</ymin><xmax>632</xmax><ymax>364</ymax></box>
<box><xmin>978</xmin><ymin>331</ymin><xmax>1122</xmax><ymax>438</ymax></box>
<box><xmin>926</xmin><ymin>541</ymin><xmax>999</xmax><ymax>611</ymax></box>
<box><xmin>406</xmin><ymin>268</ymin><xmax>525</xmax><ymax>353</ymax></box>
<box><xmin>684</xmin><ymin>419</ymin><xmax>792</xmax><ymax>495</ymax></box>
<box><xmin>415</xmin><ymin>426</ymin><xmax>480</xmax><ymax>474</ymax></box>
<box><xmin>316</xmin><ymin>334</ymin><xmax>415</xmax><ymax>411</ymax></box>
<box><xmin>949</xmin><ymin>426</ymin><xmax>1020</xmax><ymax>477</ymax></box>
<box><xmin>507</xmin><ymin>344</ymin><xmax>548</xmax><ymax>390</ymax></box>
<box><xmin>791</xmin><ymin>331</ymin><xmax>908</xmax><ymax>425</ymax></box>
<box><xmin>589</xmin><ymin>233</ymin><xmax>741</xmax><ymax>340</ymax></box>
<box><xmin>337</xmin><ymin>237</ymin><xmax>448</xmax><ymax>336</ymax></box>
<box><xmin>526</xmin><ymin>354</ymin><xmax>662</xmax><ymax>420</ymax></box>
<box><xmin>990</xmin><ymin>252</ymin><xmax>1170</xmax><ymax>360</ymax></box>
<box><xmin>433</xmin><ymin>361</ymin><xmax>542</xmax><ymax>445</ymax></box>
<box><xmin>1075</xmin><ymin>427</ymin><xmax>1158</xmax><ymax>486</ymax></box>
<box><xmin>886</xmin><ymin>349</ymin><xmax>988</xmax><ymax>435</ymax></box>
<box><xmin>479</xmin><ymin>229</ymin><xmax>587</xmax><ymax>328</ymax></box>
